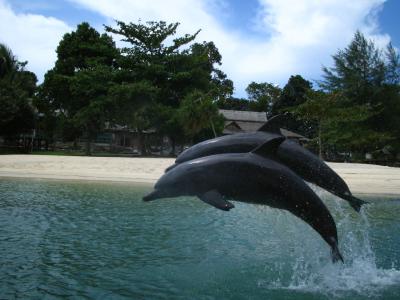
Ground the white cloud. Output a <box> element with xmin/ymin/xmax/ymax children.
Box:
<box><xmin>0</xmin><ymin>0</ymin><xmax>391</xmax><ymax>96</ymax></box>
<box><xmin>0</xmin><ymin>0</ymin><xmax>72</xmax><ymax>81</ymax></box>
<box><xmin>69</xmin><ymin>0</ymin><xmax>391</xmax><ymax>96</ymax></box>
<box><xmin>250</xmin><ymin>0</ymin><xmax>391</xmax><ymax>87</ymax></box>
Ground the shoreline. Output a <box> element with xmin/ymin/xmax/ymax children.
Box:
<box><xmin>1</xmin><ymin>155</ymin><xmax>400</xmax><ymax>196</ymax></box>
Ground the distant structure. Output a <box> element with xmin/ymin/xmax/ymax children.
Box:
<box><xmin>219</xmin><ymin>109</ymin><xmax>308</xmax><ymax>143</ymax></box>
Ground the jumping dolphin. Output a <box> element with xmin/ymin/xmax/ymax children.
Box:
<box><xmin>166</xmin><ymin>115</ymin><xmax>366</xmax><ymax>212</ymax></box>
<box><xmin>145</xmin><ymin>137</ymin><xmax>344</xmax><ymax>263</ymax></box>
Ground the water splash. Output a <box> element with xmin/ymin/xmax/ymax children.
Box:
<box><xmin>265</xmin><ymin>191</ymin><xmax>400</xmax><ymax>298</ymax></box>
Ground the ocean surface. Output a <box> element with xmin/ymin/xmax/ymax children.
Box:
<box><xmin>1</xmin><ymin>178</ymin><xmax>399</xmax><ymax>299</ymax></box>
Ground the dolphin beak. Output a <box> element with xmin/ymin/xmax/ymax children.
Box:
<box><xmin>143</xmin><ymin>190</ymin><xmax>159</xmax><ymax>201</ymax></box>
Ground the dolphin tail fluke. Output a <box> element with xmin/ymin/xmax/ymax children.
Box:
<box><xmin>331</xmin><ymin>245</ymin><xmax>344</xmax><ymax>263</ymax></box>
<box><xmin>341</xmin><ymin>194</ymin><xmax>368</xmax><ymax>212</ymax></box>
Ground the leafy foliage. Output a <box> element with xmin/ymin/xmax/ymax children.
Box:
<box><xmin>246</xmin><ymin>82</ymin><xmax>281</xmax><ymax>114</ymax></box>
<box><xmin>273</xmin><ymin>75</ymin><xmax>312</xmax><ymax>112</ymax></box>
<box><xmin>38</xmin><ymin>23</ymin><xmax>118</xmax><ymax>154</ymax></box>
<box><xmin>319</xmin><ymin>31</ymin><xmax>398</xmax><ymax>154</ymax></box>
<box><xmin>0</xmin><ymin>43</ymin><xmax>36</xmax><ymax>137</ymax></box>
<box><xmin>177</xmin><ymin>90</ymin><xmax>224</xmax><ymax>139</ymax></box>
<box><xmin>105</xmin><ymin>20</ymin><xmax>229</xmax><ymax>149</ymax></box>
<box><xmin>217</xmin><ymin>97</ymin><xmax>252</xmax><ymax>111</ymax></box>
<box><xmin>270</xmin><ymin>75</ymin><xmax>314</xmax><ymax>137</ymax></box>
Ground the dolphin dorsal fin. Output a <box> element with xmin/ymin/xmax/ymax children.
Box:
<box><xmin>251</xmin><ymin>136</ymin><xmax>285</xmax><ymax>157</ymax></box>
<box><xmin>258</xmin><ymin>114</ymin><xmax>284</xmax><ymax>134</ymax></box>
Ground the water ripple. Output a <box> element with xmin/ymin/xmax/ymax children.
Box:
<box><xmin>1</xmin><ymin>178</ymin><xmax>399</xmax><ymax>299</ymax></box>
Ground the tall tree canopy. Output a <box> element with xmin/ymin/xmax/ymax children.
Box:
<box><xmin>291</xmin><ymin>31</ymin><xmax>400</xmax><ymax>161</ymax></box>
<box><xmin>272</xmin><ymin>75</ymin><xmax>312</xmax><ymax>113</ymax></box>
<box><xmin>0</xmin><ymin>43</ymin><xmax>18</xmax><ymax>78</ymax></box>
<box><xmin>271</xmin><ymin>75</ymin><xmax>314</xmax><ymax>136</ymax></box>
<box><xmin>0</xmin><ymin>43</ymin><xmax>36</xmax><ymax>138</ymax></box>
<box><xmin>245</xmin><ymin>81</ymin><xmax>281</xmax><ymax>114</ymax></box>
<box><xmin>320</xmin><ymin>31</ymin><xmax>399</xmax><ymax>154</ymax></box>
<box><xmin>105</xmin><ymin>20</ymin><xmax>230</xmax><ymax>152</ymax></box>
<box><xmin>217</xmin><ymin>97</ymin><xmax>252</xmax><ymax>111</ymax></box>
<box><xmin>38</xmin><ymin>22</ymin><xmax>118</xmax><ymax>154</ymax></box>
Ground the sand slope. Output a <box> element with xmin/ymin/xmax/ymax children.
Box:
<box><xmin>0</xmin><ymin>155</ymin><xmax>399</xmax><ymax>196</ymax></box>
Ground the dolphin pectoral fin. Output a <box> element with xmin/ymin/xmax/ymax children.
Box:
<box><xmin>251</xmin><ymin>136</ymin><xmax>285</xmax><ymax>157</ymax></box>
<box><xmin>199</xmin><ymin>190</ymin><xmax>235</xmax><ymax>211</ymax></box>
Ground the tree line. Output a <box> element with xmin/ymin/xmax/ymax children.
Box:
<box><xmin>1</xmin><ymin>21</ymin><xmax>399</xmax><ymax>162</ymax></box>
<box><xmin>36</xmin><ymin>21</ymin><xmax>232</xmax><ymax>155</ymax></box>
<box><xmin>219</xmin><ymin>31</ymin><xmax>400</xmax><ymax>162</ymax></box>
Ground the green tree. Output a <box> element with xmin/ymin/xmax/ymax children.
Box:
<box><xmin>385</xmin><ymin>43</ymin><xmax>400</xmax><ymax>85</ymax></box>
<box><xmin>245</xmin><ymin>81</ymin><xmax>281</xmax><ymax>114</ymax></box>
<box><xmin>217</xmin><ymin>97</ymin><xmax>251</xmax><ymax>111</ymax></box>
<box><xmin>321</xmin><ymin>31</ymin><xmax>386</xmax><ymax>101</ymax></box>
<box><xmin>271</xmin><ymin>75</ymin><xmax>314</xmax><ymax>136</ymax></box>
<box><xmin>320</xmin><ymin>31</ymin><xmax>395</xmax><ymax>155</ymax></box>
<box><xmin>273</xmin><ymin>75</ymin><xmax>312</xmax><ymax>112</ymax></box>
<box><xmin>177</xmin><ymin>90</ymin><xmax>224</xmax><ymax>139</ymax></box>
<box><xmin>380</xmin><ymin>44</ymin><xmax>400</xmax><ymax>155</ymax></box>
<box><xmin>0</xmin><ymin>43</ymin><xmax>36</xmax><ymax>144</ymax></box>
<box><xmin>291</xmin><ymin>90</ymin><xmax>377</xmax><ymax>159</ymax></box>
<box><xmin>105</xmin><ymin>20</ymin><xmax>228</xmax><ymax>152</ymax></box>
<box><xmin>38</xmin><ymin>22</ymin><xmax>118</xmax><ymax>155</ymax></box>
<box><xmin>109</xmin><ymin>80</ymin><xmax>159</xmax><ymax>155</ymax></box>
<box><xmin>0</xmin><ymin>44</ymin><xmax>18</xmax><ymax>78</ymax></box>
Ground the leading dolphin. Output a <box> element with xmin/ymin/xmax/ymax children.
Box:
<box><xmin>145</xmin><ymin>137</ymin><xmax>344</xmax><ymax>263</ymax></box>
<box><xmin>166</xmin><ymin>115</ymin><xmax>366</xmax><ymax>212</ymax></box>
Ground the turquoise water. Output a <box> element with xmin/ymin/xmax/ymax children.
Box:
<box><xmin>0</xmin><ymin>178</ymin><xmax>399</xmax><ymax>299</ymax></box>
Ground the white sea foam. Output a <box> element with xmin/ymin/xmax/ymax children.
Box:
<box><xmin>264</xmin><ymin>194</ymin><xmax>400</xmax><ymax>298</ymax></box>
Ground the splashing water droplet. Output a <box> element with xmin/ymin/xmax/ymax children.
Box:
<box><xmin>265</xmin><ymin>188</ymin><xmax>400</xmax><ymax>298</ymax></box>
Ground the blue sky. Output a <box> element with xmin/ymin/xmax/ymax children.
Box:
<box><xmin>1</xmin><ymin>0</ymin><xmax>399</xmax><ymax>97</ymax></box>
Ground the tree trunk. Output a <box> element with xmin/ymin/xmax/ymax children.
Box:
<box><xmin>170</xmin><ymin>137</ymin><xmax>176</xmax><ymax>156</ymax></box>
<box><xmin>138</xmin><ymin>132</ymin><xmax>147</xmax><ymax>156</ymax></box>
<box><xmin>85</xmin><ymin>138</ymin><xmax>92</xmax><ymax>156</ymax></box>
<box><xmin>31</xmin><ymin>129</ymin><xmax>35</xmax><ymax>152</ymax></box>
<box><xmin>209</xmin><ymin>119</ymin><xmax>217</xmax><ymax>138</ymax></box>
<box><xmin>73</xmin><ymin>139</ymin><xmax>78</xmax><ymax>150</ymax></box>
<box><xmin>318</xmin><ymin>122</ymin><xmax>323</xmax><ymax>160</ymax></box>
<box><xmin>85</xmin><ymin>130</ymin><xmax>93</xmax><ymax>156</ymax></box>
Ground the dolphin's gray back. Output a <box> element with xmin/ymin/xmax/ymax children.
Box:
<box><xmin>174</xmin><ymin>132</ymin><xmax>352</xmax><ymax>197</ymax></box>
<box><xmin>176</xmin><ymin>132</ymin><xmax>278</xmax><ymax>164</ymax></box>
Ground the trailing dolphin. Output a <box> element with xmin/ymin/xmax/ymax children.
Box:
<box><xmin>166</xmin><ymin>115</ymin><xmax>366</xmax><ymax>212</ymax></box>
<box><xmin>145</xmin><ymin>137</ymin><xmax>344</xmax><ymax>263</ymax></box>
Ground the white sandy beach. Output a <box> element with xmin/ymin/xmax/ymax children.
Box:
<box><xmin>0</xmin><ymin>155</ymin><xmax>399</xmax><ymax>196</ymax></box>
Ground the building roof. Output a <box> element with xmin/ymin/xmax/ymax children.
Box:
<box><xmin>219</xmin><ymin>109</ymin><xmax>267</xmax><ymax>123</ymax></box>
<box><xmin>219</xmin><ymin>109</ymin><xmax>308</xmax><ymax>140</ymax></box>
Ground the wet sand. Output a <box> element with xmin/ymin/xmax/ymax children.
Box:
<box><xmin>0</xmin><ymin>155</ymin><xmax>399</xmax><ymax>196</ymax></box>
